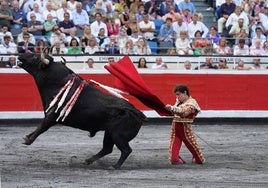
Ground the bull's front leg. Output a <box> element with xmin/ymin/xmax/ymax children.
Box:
<box><xmin>23</xmin><ymin>115</ymin><xmax>56</xmax><ymax>145</ymax></box>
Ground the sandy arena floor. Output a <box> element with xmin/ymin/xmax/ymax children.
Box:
<box><xmin>0</xmin><ymin>122</ymin><xmax>267</xmax><ymax>188</ymax></box>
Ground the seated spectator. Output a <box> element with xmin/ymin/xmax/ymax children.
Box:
<box><xmin>175</xmin><ymin>30</ymin><xmax>193</xmax><ymax>55</ymax></box>
<box><xmin>56</xmin><ymin>0</ymin><xmax>73</xmax><ymax>22</ymax></box>
<box><xmin>129</xmin><ymin>29</ymin><xmax>142</xmax><ymax>44</ymax></box>
<box><xmin>139</xmin><ymin>13</ymin><xmax>156</xmax><ymax>41</ymax></box>
<box><xmin>133</xmin><ymin>37</ymin><xmax>152</xmax><ymax>55</ymax></box>
<box><xmin>26</xmin><ymin>3</ymin><xmax>45</xmax><ymax>23</ymax></box>
<box><xmin>233</xmin><ymin>39</ymin><xmax>249</xmax><ymax>56</ymax></box>
<box><xmin>181</xmin><ymin>8</ymin><xmax>192</xmax><ymax>24</ymax></box>
<box><xmin>178</xmin><ymin>0</ymin><xmax>196</xmax><ymax>14</ymax></box>
<box><xmin>89</xmin><ymin>0</ymin><xmax>106</xmax><ymax>23</ymax></box>
<box><xmin>120</xmin><ymin>39</ymin><xmax>135</xmax><ymax>55</ymax></box>
<box><xmin>17</xmin><ymin>33</ymin><xmax>35</xmax><ymax>53</ymax></box>
<box><xmin>206</xmin><ymin>26</ymin><xmax>220</xmax><ymax>45</ymax></box>
<box><xmin>27</xmin><ymin>13</ymin><xmax>47</xmax><ymax>43</ymax></box>
<box><xmin>234</xmin><ymin>29</ymin><xmax>251</xmax><ymax>46</ymax></box>
<box><xmin>250</xmin><ymin>58</ymin><xmax>264</xmax><ymax>70</ymax></box>
<box><xmin>136</xmin><ymin>4</ymin><xmax>146</xmax><ymax>22</ymax></box>
<box><xmin>35</xmin><ymin>0</ymin><xmax>46</xmax><ymax>13</ymax></box>
<box><xmin>43</xmin><ymin>2</ymin><xmax>58</xmax><ymax>23</ymax></box>
<box><xmin>11</xmin><ymin>0</ymin><xmax>26</xmax><ymax>30</ymax></box>
<box><xmin>183</xmin><ymin>60</ymin><xmax>192</xmax><ymax>70</ymax></box>
<box><xmin>217</xmin><ymin>0</ymin><xmax>236</xmax><ymax>35</ymax></box>
<box><xmin>137</xmin><ymin>57</ymin><xmax>148</xmax><ymax>68</ymax></box>
<box><xmin>84</xmin><ymin>37</ymin><xmax>99</xmax><ymax>54</ymax></box>
<box><xmin>86</xmin><ymin>58</ymin><xmax>94</xmax><ymax>69</ymax></box>
<box><xmin>249</xmin><ymin>16</ymin><xmax>264</xmax><ymax>39</ymax></box>
<box><xmin>19</xmin><ymin>0</ymin><xmax>34</xmax><ymax>14</ymax></box>
<box><xmin>67</xmin><ymin>38</ymin><xmax>83</xmax><ymax>54</ymax></box>
<box><xmin>6</xmin><ymin>56</ymin><xmax>17</xmax><ymax>68</ymax></box>
<box><xmin>218</xmin><ymin>58</ymin><xmax>229</xmax><ymax>69</ymax></box>
<box><xmin>191</xmin><ymin>30</ymin><xmax>207</xmax><ymax>55</ymax></box>
<box><xmin>105</xmin><ymin>35</ymin><xmax>120</xmax><ymax>55</ymax></box>
<box><xmin>43</xmin><ymin>14</ymin><xmax>57</xmax><ymax>41</ymax></box>
<box><xmin>96</xmin><ymin>28</ymin><xmax>109</xmax><ymax>51</ymax></box>
<box><xmin>50</xmin><ymin>25</ymin><xmax>68</xmax><ymax>47</ymax></box>
<box><xmin>120</xmin><ymin>5</ymin><xmax>131</xmax><ymax>26</ymax></box>
<box><xmin>251</xmin><ymin>27</ymin><xmax>266</xmax><ymax>47</ymax></box>
<box><xmin>187</xmin><ymin>13</ymin><xmax>209</xmax><ymax>39</ymax></box>
<box><xmin>0</xmin><ymin>0</ymin><xmax>13</xmax><ymax>29</ymax></box>
<box><xmin>159</xmin><ymin>0</ymin><xmax>179</xmax><ymax>17</ymax></box>
<box><xmin>229</xmin><ymin>18</ymin><xmax>249</xmax><ymax>38</ymax></box>
<box><xmin>162</xmin><ymin>5</ymin><xmax>180</xmax><ymax>22</ymax></box>
<box><xmin>173</xmin><ymin>14</ymin><xmax>188</xmax><ymax>38</ymax></box>
<box><xmin>215</xmin><ymin>37</ymin><xmax>232</xmax><ymax>55</ymax></box>
<box><xmin>59</xmin><ymin>12</ymin><xmax>76</xmax><ymax>36</ymax></box>
<box><xmin>50</xmin><ymin>40</ymin><xmax>68</xmax><ymax>54</ymax></box>
<box><xmin>202</xmin><ymin>39</ymin><xmax>216</xmax><ymax>55</ymax></box>
<box><xmin>17</xmin><ymin>24</ymin><xmax>36</xmax><ymax>44</ymax></box>
<box><xmin>225</xmin><ymin>6</ymin><xmax>248</xmax><ymax>37</ymax></box>
<box><xmin>250</xmin><ymin>39</ymin><xmax>265</xmax><ymax>56</ymax></box>
<box><xmin>195</xmin><ymin>57</ymin><xmax>218</xmax><ymax>70</ymax></box>
<box><xmin>124</xmin><ymin>14</ymin><xmax>139</xmax><ymax>36</ymax></box>
<box><xmin>0</xmin><ymin>35</ymin><xmax>17</xmax><ymax>65</ymax></box>
<box><xmin>234</xmin><ymin>59</ymin><xmax>251</xmax><ymax>70</ymax></box>
<box><xmin>66</xmin><ymin>30</ymin><xmax>80</xmax><ymax>47</ymax></box>
<box><xmin>90</xmin><ymin>13</ymin><xmax>108</xmax><ymax>37</ymax></box>
<box><xmin>114</xmin><ymin>0</ymin><xmax>126</xmax><ymax>14</ymax></box>
<box><xmin>106</xmin><ymin>17</ymin><xmax>120</xmax><ymax>36</ymax></box>
<box><xmin>0</xmin><ymin>24</ymin><xmax>14</xmax><ymax>43</ymax></box>
<box><xmin>144</xmin><ymin>0</ymin><xmax>161</xmax><ymax>20</ymax></box>
<box><xmin>152</xmin><ymin>57</ymin><xmax>168</xmax><ymax>69</ymax></box>
<box><xmin>158</xmin><ymin>17</ymin><xmax>174</xmax><ymax>44</ymax></box>
<box><xmin>68</xmin><ymin>0</ymin><xmax>78</xmax><ymax>11</ymax></box>
<box><xmin>72</xmin><ymin>2</ymin><xmax>90</xmax><ymax>30</ymax></box>
<box><xmin>80</xmin><ymin>26</ymin><xmax>94</xmax><ymax>52</ymax></box>
<box><xmin>117</xmin><ymin>27</ymin><xmax>130</xmax><ymax>49</ymax></box>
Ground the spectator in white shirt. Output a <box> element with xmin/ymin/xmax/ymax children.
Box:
<box><xmin>90</xmin><ymin>12</ymin><xmax>108</xmax><ymax>37</ymax></box>
<box><xmin>57</xmin><ymin>0</ymin><xmax>74</xmax><ymax>22</ymax></box>
<box><xmin>187</xmin><ymin>13</ymin><xmax>208</xmax><ymax>39</ymax></box>
<box><xmin>72</xmin><ymin>2</ymin><xmax>90</xmax><ymax>30</ymax></box>
<box><xmin>26</xmin><ymin>3</ymin><xmax>45</xmax><ymax>23</ymax></box>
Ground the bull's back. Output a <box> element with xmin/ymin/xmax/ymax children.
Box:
<box><xmin>63</xmin><ymin>84</ymin><xmax>147</xmax><ymax>131</ymax></box>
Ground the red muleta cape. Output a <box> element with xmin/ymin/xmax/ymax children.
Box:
<box><xmin>104</xmin><ymin>56</ymin><xmax>172</xmax><ymax>116</ymax></box>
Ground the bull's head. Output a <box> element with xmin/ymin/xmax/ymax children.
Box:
<box><xmin>18</xmin><ymin>53</ymin><xmax>72</xmax><ymax>89</ymax></box>
<box><xmin>18</xmin><ymin>53</ymin><xmax>54</xmax><ymax>76</ymax></box>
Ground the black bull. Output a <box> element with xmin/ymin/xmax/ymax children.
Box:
<box><xmin>18</xmin><ymin>53</ymin><xmax>148</xmax><ymax>169</ymax></box>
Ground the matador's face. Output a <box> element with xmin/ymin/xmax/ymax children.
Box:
<box><xmin>175</xmin><ymin>91</ymin><xmax>188</xmax><ymax>103</ymax></box>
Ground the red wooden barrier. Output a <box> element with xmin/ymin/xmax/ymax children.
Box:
<box><xmin>0</xmin><ymin>72</ymin><xmax>268</xmax><ymax>111</ymax></box>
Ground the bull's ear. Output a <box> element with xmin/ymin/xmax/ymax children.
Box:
<box><xmin>60</xmin><ymin>56</ymin><xmax>66</xmax><ymax>65</ymax></box>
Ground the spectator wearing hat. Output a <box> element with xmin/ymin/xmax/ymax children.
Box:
<box><xmin>17</xmin><ymin>33</ymin><xmax>35</xmax><ymax>53</ymax></box>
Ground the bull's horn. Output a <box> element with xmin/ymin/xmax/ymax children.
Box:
<box><xmin>41</xmin><ymin>53</ymin><xmax>49</xmax><ymax>65</ymax></box>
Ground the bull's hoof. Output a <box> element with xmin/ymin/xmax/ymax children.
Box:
<box><xmin>112</xmin><ymin>164</ymin><xmax>121</xmax><ymax>169</ymax></box>
<box><xmin>85</xmin><ymin>158</ymin><xmax>94</xmax><ymax>165</ymax></box>
<box><xmin>22</xmin><ymin>136</ymin><xmax>32</xmax><ymax>145</ymax></box>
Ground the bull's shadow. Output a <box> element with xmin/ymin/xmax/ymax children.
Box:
<box><xmin>18</xmin><ymin>53</ymin><xmax>148</xmax><ymax>169</ymax></box>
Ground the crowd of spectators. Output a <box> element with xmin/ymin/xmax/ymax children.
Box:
<box><xmin>0</xmin><ymin>0</ymin><xmax>268</xmax><ymax>68</ymax></box>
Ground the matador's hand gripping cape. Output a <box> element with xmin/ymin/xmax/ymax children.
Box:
<box><xmin>104</xmin><ymin>56</ymin><xmax>172</xmax><ymax>116</ymax></box>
